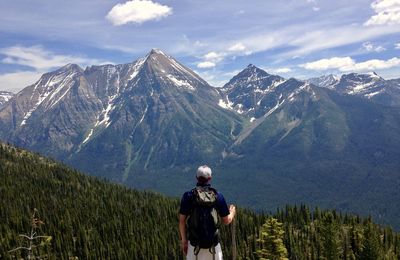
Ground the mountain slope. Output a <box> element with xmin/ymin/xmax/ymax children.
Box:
<box><xmin>1</xmin><ymin>142</ymin><xmax>399</xmax><ymax>259</ymax></box>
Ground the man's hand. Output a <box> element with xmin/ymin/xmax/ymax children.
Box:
<box><xmin>230</xmin><ymin>204</ymin><xmax>236</xmax><ymax>215</ymax></box>
<box><xmin>222</xmin><ymin>204</ymin><xmax>237</xmax><ymax>225</ymax></box>
<box><xmin>181</xmin><ymin>239</ymin><xmax>188</xmax><ymax>255</ymax></box>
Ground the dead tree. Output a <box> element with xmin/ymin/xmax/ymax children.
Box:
<box><xmin>9</xmin><ymin>208</ymin><xmax>52</xmax><ymax>259</ymax></box>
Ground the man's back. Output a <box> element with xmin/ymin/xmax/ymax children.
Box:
<box><xmin>178</xmin><ymin>165</ymin><xmax>236</xmax><ymax>260</ymax></box>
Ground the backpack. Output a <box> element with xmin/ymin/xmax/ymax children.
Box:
<box><xmin>187</xmin><ymin>186</ymin><xmax>220</xmax><ymax>250</ymax></box>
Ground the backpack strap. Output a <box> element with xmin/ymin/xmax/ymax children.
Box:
<box><xmin>209</xmin><ymin>245</ymin><xmax>216</xmax><ymax>260</ymax></box>
<box><xmin>193</xmin><ymin>244</ymin><xmax>216</xmax><ymax>260</ymax></box>
<box><xmin>194</xmin><ymin>245</ymin><xmax>200</xmax><ymax>257</ymax></box>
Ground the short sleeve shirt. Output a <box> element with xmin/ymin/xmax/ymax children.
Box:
<box><xmin>179</xmin><ymin>184</ymin><xmax>230</xmax><ymax>218</ymax></box>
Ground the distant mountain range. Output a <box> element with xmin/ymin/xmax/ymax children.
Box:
<box><xmin>1</xmin><ymin>49</ymin><xmax>400</xmax><ymax>228</ymax></box>
<box><xmin>307</xmin><ymin>72</ymin><xmax>400</xmax><ymax>106</ymax></box>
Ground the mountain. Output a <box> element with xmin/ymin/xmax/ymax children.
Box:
<box><xmin>0</xmin><ymin>90</ymin><xmax>14</xmax><ymax>109</ymax></box>
<box><xmin>219</xmin><ymin>64</ymin><xmax>285</xmax><ymax>118</ymax></box>
<box><xmin>308</xmin><ymin>72</ymin><xmax>400</xmax><ymax>106</ymax></box>
<box><xmin>1</xmin><ymin>52</ymin><xmax>400</xmax><ymax>229</ymax></box>
<box><xmin>0</xmin><ymin>49</ymin><xmax>243</xmax><ymax>183</ymax></box>
<box><xmin>215</xmin><ymin>66</ymin><xmax>400</xmax><ymax>229</ymax></box>
<box><xmin>1</xmin><ymin>142</ymin><xmax>399</xmax><ymax>259</ymax></box>
<box><xmin>307</xmin><ymin>74</ymin><xmax>339</xmax><ymax>89</ymax></box>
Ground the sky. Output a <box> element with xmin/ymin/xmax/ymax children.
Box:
<box><xmin>0</xmin><ymin>0</ymin><xmax>399</xmax><ymax>92</ymax></box>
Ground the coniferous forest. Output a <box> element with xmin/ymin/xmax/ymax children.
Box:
<box><xmin>1</xmin><ymin>142</ymin><xmax>400</xmax><ymax>259</ymax></box>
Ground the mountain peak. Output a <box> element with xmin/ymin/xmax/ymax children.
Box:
<box><xmin>147</xmin><ymin>48</ymin><xmax>169</xmax><ymax>58</ymax></box>
<box><xmin>58</xmin><ymin>63</ymin><xmax>83</xmax><ymax>73</ymax></box>
<box><xmin>139</xmin><ymin>49</ymin><xmax>207</xmax><ymax>87</ymax></box>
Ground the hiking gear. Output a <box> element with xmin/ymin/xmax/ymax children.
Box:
<box><xmin>187</xmin><ymin>186</ymin><xmax>220</xmax><ymax>252</ymax></box>
<box><xmin>231</xmin><ymin>218</ymin><xmax>237</xmax><ymax>260</ymax></box>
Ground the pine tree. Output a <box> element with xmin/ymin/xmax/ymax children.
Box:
<box><xmin>256</xmin><ymin>217</ymin><xmax>288</xmax><ymax>260</ymax></box>
<box><xmin>319</xmin><ymin>212</ymin><xmax>341</xmax><ymax>260</ymax></box>
<box><xmin>359</xmin><ymin>222</ymin><xmax>382</xmax><ymax>260</ymax></box>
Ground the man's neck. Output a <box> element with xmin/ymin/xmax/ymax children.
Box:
<box><xmin>196</xmin><ymin>182</ymin><xmax>211</xmax><ymax>187</ymax></box>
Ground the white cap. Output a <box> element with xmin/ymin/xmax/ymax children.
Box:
<box><xmin>196</xmin><ymin>165</ymin><xmax>212</xmax><ymax>181</ymax></box>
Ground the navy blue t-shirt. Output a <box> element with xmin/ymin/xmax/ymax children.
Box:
<box><xmin>179</xmin><ymin>184</ymin><xmax>230</xmax><ymax>218</ymax></box>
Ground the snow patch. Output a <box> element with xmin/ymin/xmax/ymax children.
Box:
<box><xmin>0</xmin><ymin>93</ymin><xmax>13</xmax><ymax>102</ymax></box>
<box><xmin>236</xmin><ymin>104</ymin><xmax>244</xmax><ymax>114</ymax></box>
<box><xmin>128</xmin><ymin>58</ymin><xmax>146</xmax><ymax>81</ymax></box>
<box><xmin>82</xmin><ymin>128</ymin><xmax>94</xmax><ymax>144</ymax></box>
<box><xmin>21</xmin><ymin>72</ymin><xmax>77</xmax><ymax>126</ymax></box>
<box><xmin>348</xmin><ymin>82</ymin><xmax>375</xmax><ymax>94</ymax></box>
<box><xmin>138</xmin><ymin>104</ymin><xmax>148</xmax><ymax>124</ymax></box>
<box><xmin>47</xmin><ymin>73</ymin><xmax>77</xmax><ymax>108</ymax></box>
<box><xmin>367</xmin><ymin>72</ymin><xmax>380</xmax><ymax>79</ymax></box>
<box><xmin>166</xmin><ymin>74</ymin><xmax>195</xmax><ymax>91</ymax></box>
<box><xmin>218</xmin><ymin>98</ymin><xmax>234</xmax><ymax>110</ymax></box>
<box><xmin>96</xmin><ymin>101</ymin><xmax>115</xmax><ymax>128</ymax></box>
<box><xmin>365</xmin><ymin>90</ymin><xmax>383</xmax><ymax>98</ymax></box>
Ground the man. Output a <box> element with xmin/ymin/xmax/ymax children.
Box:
<box><xmin>179</xmin><ymin>165</ymin><xmax>236</xmax><ymax>260</ymax></box>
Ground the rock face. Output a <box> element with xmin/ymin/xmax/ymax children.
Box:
<box><xmin>308</xmin><ymin>72</ymin><xmax>400</xmax><ymax>107</ymax></box>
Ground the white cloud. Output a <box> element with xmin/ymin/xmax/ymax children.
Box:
<box><xmin>300</xmin><ymin>56</ymin><xmax>400</xmax><ymax>72</ymax></box>
<box><xmin>301</xmin><ymin>57</ymin><xmax>354</xmax><ymax>70</ymax></box>
<box><xmin>362</xmin><ymin>41</ymin><xmax>386</xmax><ymax>52</ymax></box>
<box><xmin>313</xmin><ymin>6</ymin><xmax>320</xmax><ymax>11</ymax></box>
<box><xmin>197</xmin><ymin>43</ymin><xmax>252</xmax><ymax>70</ymax></box>
<box><xmin>364</xmin><ymin>0</ymin><xmax>400</xmax><ymax>26</ymax></box>
<box><xmin>351</xmin><ymin>57</ymin><xmax>400</xmax><ymax>71</ymax></box>
<box><xmin>197</xmin><ymin>51</ymin><xmax>225</xmax><ymax>69</ymax></box>
<box><xmin>228</xmin><ymin>43</ymin><xmax>246</xmax><ymax>52</ymax></box>
<box><xmin>0</xmin><ymin>45</ymin><xmax>105</xmax><ymax>71</ymax></box>
<box><xmin>204</xmin><ymin>52</ymin><xmax>224</xmax><ymax>62</ymax></box>
<box><xmin>106</xmin><ymin>0</ymin><xmax>172</xmax><ymax>26</ymax></box>
<box><xmin>274</xmin><ymin>67</ymin><xmax>292</xmax><ymax>73</ymax></box>
<box><xmin>395</xmin><ymin>42</ymin><xmax>400</xmax><ymax>49</ymax></box>
<box><xmin>0</xmin><ymin>71</ymin><xmax>42</xmax><ymax>92</ymax></box>
<box><xmin>197</xmin><ymin>61</ymin><xmax>216</xmax><ymax>69</ymax></box>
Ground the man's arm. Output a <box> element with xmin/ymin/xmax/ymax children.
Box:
<box><xmin>179</xmin><ymin>214</ymin><xmax>188</xmax><ymax>255</ymax></box>
<box><xmin>222</xmin><ymin>204</ymin><xmax>236</xmax><ymax>225</ymax></box>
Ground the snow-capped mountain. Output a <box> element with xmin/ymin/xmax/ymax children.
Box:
<box><xmin>0</xmin><ymin>49</ymin><xmax>242</xmax><ymax>181</ymax></box>
<box><xmin>307</xmin><ymin>74</ymin><xmax>339</xmax><ymax>89</ymax></box>
<box><xmin>219</xmin><ymin>64</ymin><xmax>285</xmax><ymax>118</ymax></box>
<box><xmin>219</xmin><ymin>64</ymin><xmax>318</xmax><ymax>122</ymax></box>
<box><xmin>308</xmin><ymin>72</ymin><xmax>400</xmax><ymax>106</ymax></box>
<box><xmin>0</xmin><ymin>91</ymin><xmax>14</xmax><ymax>109</ymax></box>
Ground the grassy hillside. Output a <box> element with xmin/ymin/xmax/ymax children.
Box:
<box><xmin>1</xmin><ymin>143</ymin><xmax>400</xmax><ymax>259</ymax></box>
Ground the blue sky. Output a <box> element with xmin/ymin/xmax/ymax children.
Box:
<box><xmin>0</xmin><ymin>0</ymin><xmax>399</xmax><ymax>92</ymax></box>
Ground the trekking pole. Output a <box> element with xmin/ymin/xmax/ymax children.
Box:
<box><xmin>231</xmin><ymin>218</ymin><xmax>237</xmax><ymax>260</ymax></box>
